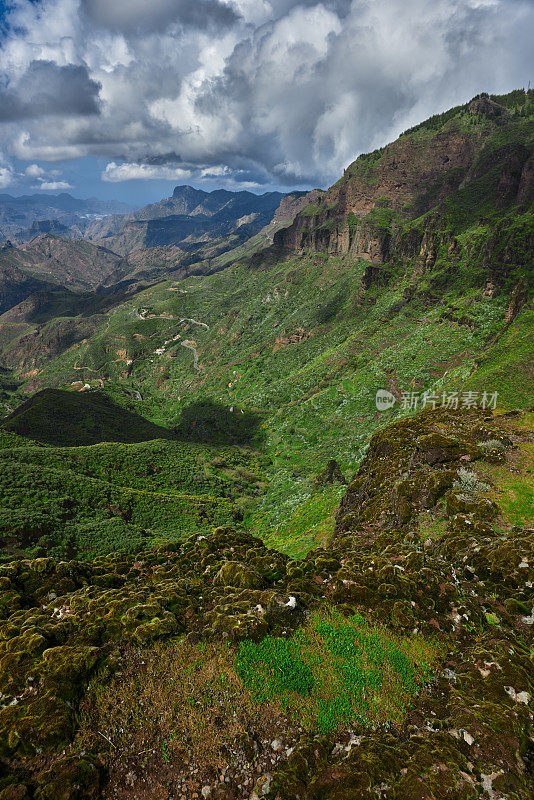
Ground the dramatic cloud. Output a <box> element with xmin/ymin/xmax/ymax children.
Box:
<box><xmin>102</xmin><ymin>159</ymin><xmax>246</xmax><ymax>185</ymax></box>
<box><xmin>0</xmin><ymin>150</ymin><xmax>14</xmax><ymax>188</ymax></box>
<box><xmin>0</xmin><ymin>60</ymin><xmax>101</xmax><ymax>121</ymax></box>
<box><xmin>81</xmin><ymin>0</ymin><xmax>240</xmax><ymax>32</ymax></box>
<box><xmin>0</xmin><ymin>0</ymin><xmax>533</xmax><ymax>191</ymax></box>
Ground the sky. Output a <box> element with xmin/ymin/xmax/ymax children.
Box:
<box><xmin>0</xmin><ymin>0</ymin><xmax>532</xmax><ymax>204</ymax></box>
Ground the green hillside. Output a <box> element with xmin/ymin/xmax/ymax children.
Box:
<box><xmin>0</xmin><ymin>388</ymin><xmax>178</xmax><ymax>446</ymax></box>
<box><xmin>0</xmin><ymin>432</ymin><xmax>266</xmax><ymax>561</ymax></box>
<box><xmin>1</xmin><ymin>90</ymin><xmax>532</xmax><ymax>560</ymax></box>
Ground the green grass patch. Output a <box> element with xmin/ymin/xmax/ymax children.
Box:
<box><xmin>479</xmin><ymin>437</ymin><xmax>534</xmax><ymax>529</ymax></box>
<box><xmin>236</xmin><ymin>611</ymin><xmax>439</xmax><ymax>733</ymax></box>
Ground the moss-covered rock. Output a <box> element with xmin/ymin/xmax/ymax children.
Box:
<box><xmin>0</xmin><ymin>406</ymin><xmax>532</xmax><ymax>798</ymax></box>
<box><xmin>34</xmin><ymin>755</ymin><xmax>103</xmax><ymax>800</ymax></box>
<box><xmin>213</xmin><ymin>560</ymin><xmax>266</xmax><ymax>589</ymax></box>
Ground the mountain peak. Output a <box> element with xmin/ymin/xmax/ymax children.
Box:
<box><xmin>172</xmin><ymin>184</ymin><xmax>208</xmax><ymax>199</ymax></box>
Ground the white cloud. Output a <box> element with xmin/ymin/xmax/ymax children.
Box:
<box><xmin>0</xmin><ymin>156</ymin><xmax>72</xmax><ymax>190</ymax></box>
<box><xmin>38</xmin><ymin>180</ymin><xmax>74</xmax><ymax>190</ymax></box>
<box><xmin>102</xmin><ymin>162</ymin><xmax>194</xmax><ymax>182</ymax></box>
<box><xmin>0</xmin><ymin>0</ymin><xmax>532</xmax><ymax>189</ymax></box>
<box><xmin>24</xmin><ymin>164</ymin><xmax>46</xmax><ymax>178</ymax></box>
<box><xmin>101</xmin><ymin>159</ymin><xmax>251</xmax><ymax>184</ymax></box>
<box><xmin>0</xmin><ymin>167</ymin><xmax>14</xmax><ymax>189</ymax></box>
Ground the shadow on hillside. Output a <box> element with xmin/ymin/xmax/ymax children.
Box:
<box><xmin>173</xmin><ymin>400</ymin><xmax>266</xmax><ymax>447</ymax></box>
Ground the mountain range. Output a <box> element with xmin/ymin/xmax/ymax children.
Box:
<box><xmin>83</xmin><ymin>185</ymin><xmax>294</xmax><ymax>255</ymax></box>
<box><xmin>0</xmin><ymin>192</ymin><xmax>133</xmax><ymax>242</ymax></box>
<box><xmin>0</xmin><ymin>89</ymin><xmax>532</xmax><ymax>800</ymax></box>
<box><xmin>0</xmin><ymin>186</ymin><xmax>317</xmax><ymax>314</ymax></box>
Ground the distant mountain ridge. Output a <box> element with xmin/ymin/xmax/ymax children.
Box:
<box><xmin>84</xmin><ymin>185</ymin><xmax>288</xmax><ymax>254</ymax></box>
<box><xmin>0</xmin><ymin>187</ymin><xmax>317</xmax><ymax>318</ymax></box>
<box><xmin>0</xmin><ymin>234</ymin><xmax>127</xmax><ymax>314</ymax></box>
<box><xmin>0</xmin><ymin>192</ymin><xmax>131</xmax><ymax>214</ymax></box>
<box><xmin>0</xmin><ymin>192</ymin><xmax>133</xmax><ymax>242</ymax></box>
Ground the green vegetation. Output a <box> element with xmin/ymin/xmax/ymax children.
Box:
<box><xmin>477</xmin><ymin>435</ymin><xmax>534</xmax><ymax>529</ymax></box>
<box><xmin>400</xmin><ymin>101</ymin><xmax>469</xmax><ymax>136</ymax></box>
<box><xmin>0</xmin><ymin>89</ymin><xmax>532</xmax><ymax>800</ymax></box>
<box><xmin>0</xmin><ymin>87</ymin><xmax>532</xmax><ymax>563</ymax></box>
<box><xmin>236</xmin><ymin>611</ymin><xmax>438</xmax><ymax>732</ymax></box>
<box><xmin>2</xmin><ymin>229</ymin><xmax>531</xmax><ymax>558</ymax></box>
<box><xmin>1</xmin><ymin>389</ymin><xmax>177</xmax><ymax>446</ymax></box>
<box><xmin>0</xmin><ymin>437</ymin><xmax>265</xmax><ymax>560</ymax></box>
<box><xmin>1</xmin><ymin>406</ymin><xmax>532</xmax><ymax>799</ymax></box>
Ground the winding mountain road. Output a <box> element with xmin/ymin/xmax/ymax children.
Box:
<box><xmin>135</xmin><ymin>307</ymin><xmax>209</xmax><ymax>370</ymax></box>
<box><xmin>135</xmin><ymin>308</ymin><xmax>209</xmax><ymax>330</ymax></box>
<box><xmin>180</xmin><ymin>341</ymin><xmax>199</xmax><ymax>370</ymax></box>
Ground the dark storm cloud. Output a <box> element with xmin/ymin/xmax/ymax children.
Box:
<box><xmin>0</xmin><ymin>0</ymin><xmax>533</xmax><ymax>190</ymax></box>
<box><xmin>81</xmin><ymin>0</ymin><xmax>239</xmax><ymax>33</ymax></box>
<box><xmin>0</xmin><ymin>61</ymin><xmax>101</xmax><ymax>121</ymax></box>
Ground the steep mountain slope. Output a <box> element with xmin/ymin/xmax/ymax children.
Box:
<box><xmin>15</xmin><ymin>235</ymin><xmax>127</xmax><ymax>290</ymax></box>
<box><xmin>1</xmin><ymin>90</ymin><xmax>532</xmax><ymax>556</ymax></box>
<box><xmin>0</xmin><ymin>191</ymin><xmax>316</xmax><ymax>385</ymax></box>
<box><xmin>0</xmin><ymin>89</ymin><xmax>532</xmax><ymax>799</ymax></box>
<box><xmin>0</xmin><ymin>248</ymin><xmax>57</xmax><ymax>315</ymax></box>
<box><xmin>276</xmin><ymin>91</ymin><xmax>534</xmax><ymax>261</ymax></box>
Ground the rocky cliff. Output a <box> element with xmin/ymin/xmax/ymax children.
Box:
<box><xmin>275</xmin><ymin>92</ymin><xmax>534</xmax><ymax>276</ymax></box>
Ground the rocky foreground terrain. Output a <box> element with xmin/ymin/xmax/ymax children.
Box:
<box><xmin>0</xmin><ymin>405</ymin><xmax>532</xmax><ymax>799</ymax></box>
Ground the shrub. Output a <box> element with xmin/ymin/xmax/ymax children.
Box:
<box><xmin>453</xmin><ymin>467</ymin><xmax>490</xmax><ymax>493</ymax></box>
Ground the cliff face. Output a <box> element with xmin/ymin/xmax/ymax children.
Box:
<box><xmin>275</xmin><ymin>92</ymin><xmax>534</xmax><ymax>270</ymax></box>
<box><xmin>272</xmin><ymin>189</ymin><xmax>324</xmax><ymax>223</ymax></box>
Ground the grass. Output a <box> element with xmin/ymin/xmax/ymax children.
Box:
<box><xmin>74</xmin><ymin>612</ymin><xmax>439</xmax><ymax>795</ymax></box>
<box><xmin>236</xmin><ymin>610</ymin><xmax>439</xmax><ymax>733</ymax></box>
<box><xmin>478</xmin><ymin>438</ymin><xmax>534</xmax><ymax>529</ymax></box>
